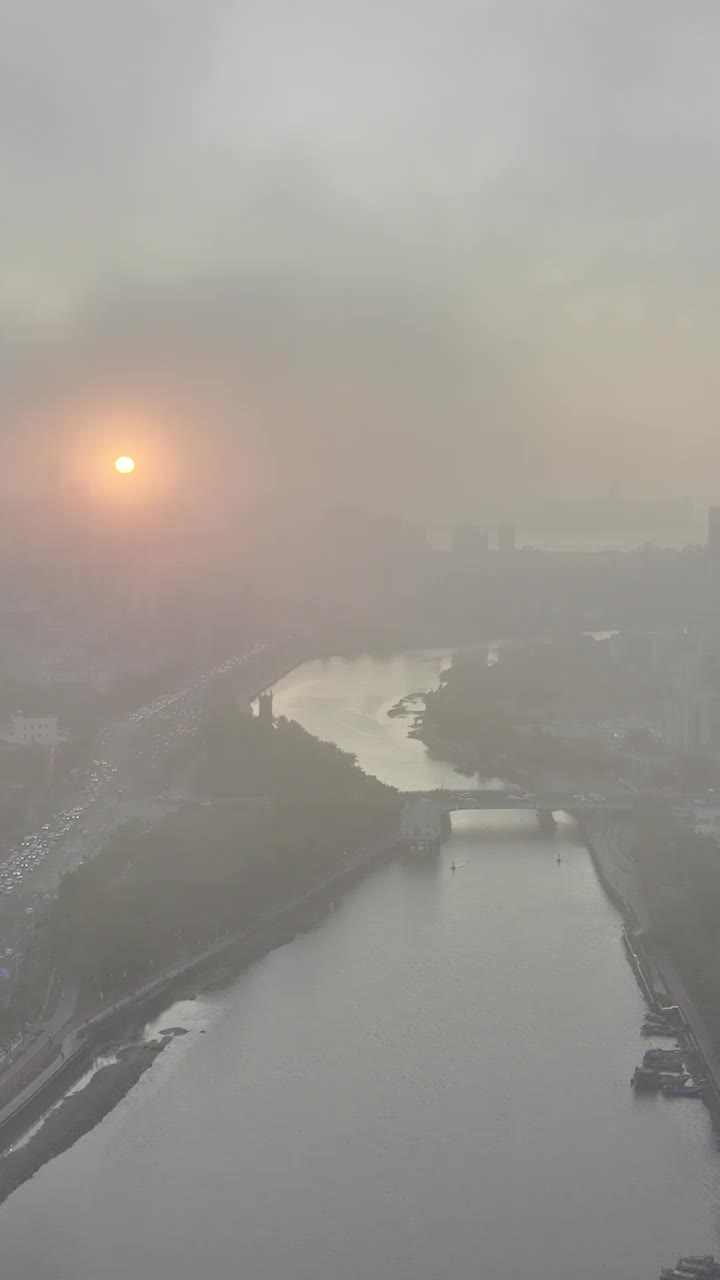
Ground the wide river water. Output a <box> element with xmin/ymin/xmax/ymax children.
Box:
<box><xmin>2</xmin><ymin>650</ymin><xmax>720</xmax><ymax>1279</ymax></box>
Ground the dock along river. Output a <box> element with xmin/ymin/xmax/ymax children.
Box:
<box><xmin>1</xmin><ymin>650</ymin><xmax>719</xmax><ymax>1279</ymax></box>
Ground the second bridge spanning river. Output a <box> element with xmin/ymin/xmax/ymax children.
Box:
<box><xmin>400</xmin><ymin>789</ymin><xmax>566</xmax><ymax>844</ymax></box>
<box><xmin>399</xmin><ymin>785</ymin><xmax>720</xmax><ymax>846</ymax></box>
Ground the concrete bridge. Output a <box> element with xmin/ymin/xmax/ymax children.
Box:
<box><xmin>401</xmin><ymin>788</ymin><xmax>622</xmax><ymax>814</ymax></box>
<box><xmin>399</xmin><ymin>788</ymin><xmax>720</xmax><ymax>846</ymax></box>
<box><xmin>400</xmin><ymin>790</ymin><xmax>584</xmax><ymax>845</ymax></box>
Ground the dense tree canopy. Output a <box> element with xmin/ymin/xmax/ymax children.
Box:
<box><xmin>48</xmin><ymin>707</ymin><xmax>397</xmax><ymax>995</ymax></box>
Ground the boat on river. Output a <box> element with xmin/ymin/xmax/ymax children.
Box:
<box><xmin>632</xmin><ymin>1067</ymin><xmax>689</xmax><ymax>1090</ymax></box>
<box><xmin>644</xmin><ymin>1049</ymin><xmax>686</xmax><ymax>1067</ymax></box>
<box><xmin>677</xmin><ymin>1257</ymin><xmax>720</xmax><ymax>1276</ymax></box>
<box><xmin>660</xmin><ymin>1256</ymin><xmax>720</xmax><ymax>1278</ymax></box>
<box><xmin>645</xmin><ymin>1012</ymin><xmax>684</xmax><ymax>1031</ymax></box>
<box><xmin>661</xmin><ymin>1271</ymin><xmax>719</xmax><ymax>1279</ymax></box>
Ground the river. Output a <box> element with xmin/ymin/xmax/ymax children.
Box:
<box><xmin>1</xmin><ymin>650</ymin><xmax>720</xmax><ymax>1279</ymax></box>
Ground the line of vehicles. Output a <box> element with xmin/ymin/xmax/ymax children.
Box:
<box><xmin>0</xmin><ymin>649</ymin><xmax>267</xmax><ymax>901</ymax></box>
<box><xmin>120</xmin><ymin>645</ymin><xmax>269</xmax><ymax>731</ymax></box>
<box><xmin>0</xmin><ymin>759</ymin><xmax>117</xmax><ymax>898</ymax></box>
<box><xmin>0</xmin><ymin>650</ymin><xmax>261</xmax><ymax>904</ymax></box>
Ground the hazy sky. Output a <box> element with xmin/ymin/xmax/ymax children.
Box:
<box><xmin>3</xmin><ymin>0</ymin><xmax>720</xmax><ymax>514</ymax></box>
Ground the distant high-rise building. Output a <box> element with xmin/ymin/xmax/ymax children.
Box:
<box><xmin>661</xmin><ymin>654</ymin><xmax>720</xmax><ymax>754</ymax></box>
<box><xmin>452</xmin><ymin>524</ymin><xmax>489</xmax><ymax>560</ymax></box>
<box><xmin>610</xmin><ymin>627</ymin><xmax>653</xmax><ymax>667</ymax></box>
<box><xmin>0</xmin><ymin>715</ymin><xmax>62</xmax><ymax>747</ymax></box>
<box><xmin>497</xmin><ymin>524</ymin><xmax>517</xmax><ymax>554</ymax></box>
<box><xmin>708</xmin><ymin>506</ymin><xmax>720</xmax><ymax>556</ymax></box>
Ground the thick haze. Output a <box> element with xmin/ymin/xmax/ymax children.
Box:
<box><xmin>2</xmin><ymin>0</ymin><xmax>720</xmax><ymax>515</ymax></box>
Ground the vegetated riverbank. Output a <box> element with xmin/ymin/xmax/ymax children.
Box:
<box><xmin>0</xmin><ymin>810</ymin><xmax>653</xmax><ymax>1204</ymax></box>
<box><xmin>412</xmin><ymin>639</ymin><xmax>664</xmax><ymax>782</ymax></box>
<box><xmin>580</xmin><ymin>813</ymin><xmax>720</xmax><ymax>1122</ymax></box>
<box><xmin>0</xmin><ymin>684</ymin><xmax>401</xmax><ymax>1160</ymax></box>
<box><xmin>0</xmin><ymin>1036</ymin><xmax>179</xmax><ymax>1206</ymax></box>
<box><xmin>0</xmin><ymin>819</ymin><xmax>404</xmax><ymax>1195</ymax></box>
<box><xmin>35</xmin><ymin>706</ymin><xmax>398</xmax><ymax>1005</ymax></box>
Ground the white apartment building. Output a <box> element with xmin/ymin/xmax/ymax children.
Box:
<box><xmin>0</xmin><ymin>715</ymin><xmax>62</xmax><ymax>748</ymax></box>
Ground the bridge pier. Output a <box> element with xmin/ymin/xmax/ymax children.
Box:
<box><xmin>400</xmin><ymin>797</ymin><xmax>444</xmax><ymax>849</ymax></box>
<box><xmin>536</xmin><ymin>807</ymin><xmax>557</xmax><ymax>836</ymax></box>
<box><xmin>399</xmin><ymin>792</ymin><xmax>582</xmax><ymax>847</ymax></box>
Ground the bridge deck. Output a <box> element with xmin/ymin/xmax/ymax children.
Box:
<box><xmin>402</xmin><ymin>791</ymin><xmax>623</xmax><ymax>813</ymax></box>
<box><xmin>401</xmin><ymin>789</ymin><xmax>718</xmax><ymax>815</ymax></box>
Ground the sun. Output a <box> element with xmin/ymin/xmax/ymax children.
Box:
<box><xmin>114</xmin><ymin>455</ymin><xmax>136</xmax><ymax>475</ymax></box>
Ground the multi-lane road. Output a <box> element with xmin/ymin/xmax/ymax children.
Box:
<box><xmin>0</xmin><ymin>646</ymin><xmax>273</xmax><ymax>999</ymax></box>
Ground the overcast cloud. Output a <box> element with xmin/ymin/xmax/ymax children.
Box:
<box><xmin>2</xmin><ymin>0</ymin><xmax>720</xmax><ymax>514</ymax></box>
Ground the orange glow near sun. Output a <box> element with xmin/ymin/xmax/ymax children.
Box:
<box><xmin>57</xmin><ymin>400</ymin><xmax>182</xmax><ymax>509</ymax></box>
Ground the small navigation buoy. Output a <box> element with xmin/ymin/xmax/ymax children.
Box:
<box><xmin>556</xmin><ymin>853</ymin><xmax>562</xmax><ymax>865</ymax></box>
<box><xmin>451</xmin><ymin>861</ymin><xmax>456</xmax><ymax>873</ymax></box>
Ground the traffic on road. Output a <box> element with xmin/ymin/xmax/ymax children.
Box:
<box><xmin>0</xmin><ymin>645</ymin><xmax>271</xmax><ymax>995</ymax></box>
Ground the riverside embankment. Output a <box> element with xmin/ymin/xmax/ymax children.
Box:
<box><xmin>1</xmin><ymin>651</ymin><xmax>719</xmax><ymax>1280</ymax></box>
<box><xmin>0</xmin><ymin>821</ymin><xmax>402</xmax><ymax>1166</ymax></box>
<box><xmin>581</xmin><ymin>813</ymin><xmax>720</xmax><ymax>1116</ymax></box>
<box><xmin>0</xmin><ymin>1039</ymin><xmax>172</xmax><ymax>1204</ymax></box>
